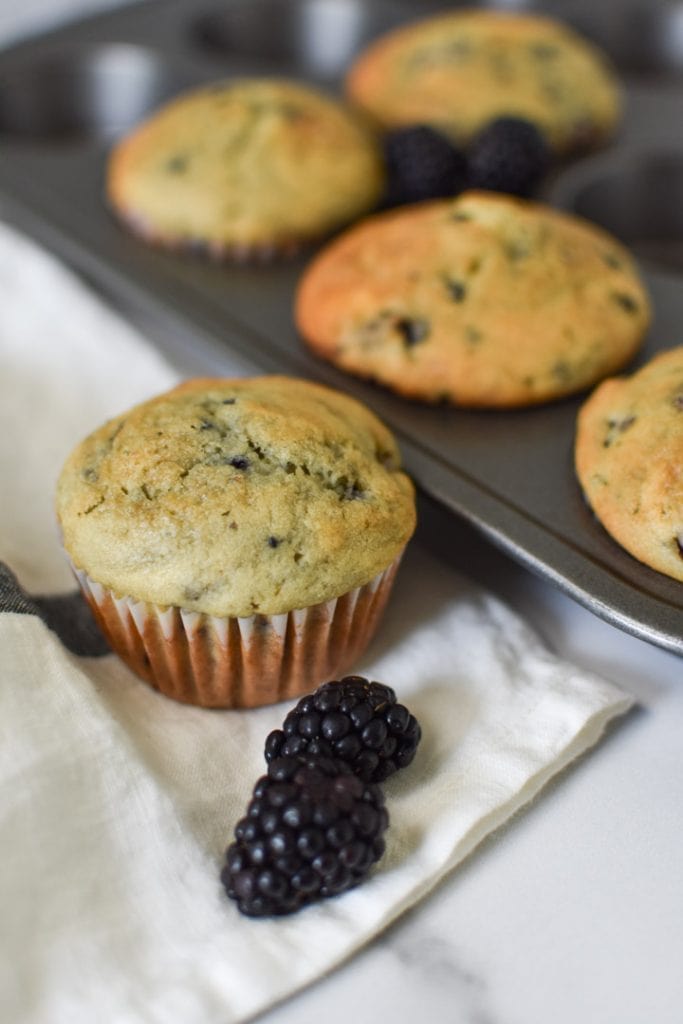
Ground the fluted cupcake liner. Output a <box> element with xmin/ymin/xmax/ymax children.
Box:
<box><xmin>71</xmin><ymin>556</ymin><xmax>402</xmax><ymax>708</ymax></box>
<box><xmin>115</xmin><ymin>208</ymin><xmax>307</xmax><ymax>263</ymax></box>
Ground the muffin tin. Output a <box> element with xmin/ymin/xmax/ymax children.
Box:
<box><xmin>1</xmin><ymin>0</ymin><xmax>682</xmax><ymax>655</ymax></box>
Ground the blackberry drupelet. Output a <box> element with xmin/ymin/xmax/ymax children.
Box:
<box><xmin>264</xmin><ymin>676</ymin><xmax>421</xmax><ymax>783</ymax></box>
<box><xmin>383</xmin><ymin>125</ymin><xmax>468</xmax><ymax>206</ymax></box>
<box><xmin>221</xmin><ymin>754</ymin><xmax>388</xmax><ymax>917</ymax></box>
<box><xmin>466</xmin><ymin>116</ymin><xmax>550</xmax><ymax>197</ymax></box>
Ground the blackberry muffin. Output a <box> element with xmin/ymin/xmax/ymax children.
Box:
<box><xmin>106</xmin><ymin>78</ymin><xmax>385</xmax><ymax>260</ymax></box>
<box><xmin>295</xmin><ymin>191</ymin><xmax>650</xmax><ymax>409</ymax></box>
<box><xmin>56</xmin><ymin>377</ymin><xmax>416</xmax><ymax>707</ymax></box>
<box><xmin>345</xmin><ymin>10</ymin><xmax>620</xmax><ymax>154</ymax></box>
<box><xmin>575</xmin><ymin>347</ymin><xmax>683</xmax><ymax>582</ymax></box>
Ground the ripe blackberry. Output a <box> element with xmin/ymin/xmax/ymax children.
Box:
<box><xmin>264</xmin><ymin>676</ymin><xmax>421</xmax><ymax>783</ymax></box>
<box><xmin>221</xmin><ymin>754</ymin><xmax>388</xmax><ymax>917</ymax></box>
<box><xmin>383</xmin><ymin>125</ymin><xmax>468</xmax><ymax>206</ymax></box>
<box><xmin>466</xmin><ymin>116</ymin><xmax>550</xmax><ymax>197</ymax></box>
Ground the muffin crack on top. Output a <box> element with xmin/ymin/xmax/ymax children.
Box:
<box><xmin>80</xmin><ymin>403</ymin><xmax>394</xmax><ymax>506</ymax></box>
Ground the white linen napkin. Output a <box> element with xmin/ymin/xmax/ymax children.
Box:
<box><xmin>0</xmin><ymin>220</ymin><xmax>633</xmax><ymax>1024</ymax></box>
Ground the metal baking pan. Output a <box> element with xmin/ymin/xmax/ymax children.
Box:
<box><xmin>0</xmin><ymin>0</ymin><xmax>681</xmax><ymax>654</ymax></box>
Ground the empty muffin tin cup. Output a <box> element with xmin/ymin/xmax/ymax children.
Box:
<box><xmin>558</xmin><ymin>151</ymin><xmax>683</xmax><ymax>274</ymax></box>
<box><xmin>0</xmin><ymin>45</ymin><xmax>200</xmax><ymax>141</ymax></box>
<box><xmin>191</xmin><ymin>0</ymin><xmax>451</xmax><ymax>80</ymax></box>
<box><xmin>564</xmin><ymin>0</ymin><xmax>683</xmax><ymax>80</ymax></box>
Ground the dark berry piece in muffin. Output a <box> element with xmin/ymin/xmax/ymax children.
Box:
<box><xmin>466</xmin><ymin>116</ymin><xmax>550</xmax><ymax>197</ymax></box>
<box><xmin>264</xmin><ymin>676</ymin><xmax>421</xmax><ymax>783</ymax></box>
<box><xmin>221</xmin><ymin>754</ymin><xmax>388</xmax><ymax>917</ymax></box>
<box><xmin>383</xmin><ymin>125</ymin><xmax>468</xmax><ymax>206</ymax></box>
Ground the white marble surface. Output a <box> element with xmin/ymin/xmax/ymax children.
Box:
<box><xmin>2</xmin><ymin>3</ymin><xmax>682</xmax><ymax>1022</ymax></box>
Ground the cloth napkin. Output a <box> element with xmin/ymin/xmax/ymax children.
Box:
<box><xmin>0</xmin><ymin>220</ymin><xmax>633</xmax><ymax>1024</ymax></box>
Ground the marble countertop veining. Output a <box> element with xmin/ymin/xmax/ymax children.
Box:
<box><xmin>2</xmin><ymin>3</ymin><xmax>682</xmax><ymax>1022</ymax></box>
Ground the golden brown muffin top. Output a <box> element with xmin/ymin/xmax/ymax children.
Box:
<box><xmin>107</xmin><ymin>78</ymin><xmax>385</xmax><ymax>250</ymax></box>
<box><xmin>56</xmin><ymin>376</ymin><xmax>416</xmax><ymax>616</ymax></box>
<box><xmin>296</xmin><ymin>192</ymin><xmax>650</xmax><ymax>408</ymax></box>
<box><xmin>345</xmin><ymin>9</ymin><xmax>620</xmax><ymax>152</ymax></box>
<box><xmin>575</xmin><ymin>347</ymin><xmax>683</xmax><ymax>582</ymax></box>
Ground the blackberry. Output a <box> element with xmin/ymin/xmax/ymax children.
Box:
<box><xmin>383</xmin><ymin>125</ymin><xmax>468</xmax><ymax>206</ymax></box>
<box><xmin>221</xmin><ymin>754</ymin><xmax>388</xmax><ymax>917</ymax></box>
<box><xmin>264</xmin><ymin>676</ymin><xmax>421</xmax><ymax>783</ymax></box>
<box><xmin>466</xmin><ymin>116</ymin><xmax>550</xmax><ymax>197</ymax></box>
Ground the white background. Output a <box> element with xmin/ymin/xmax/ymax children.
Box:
<box><xmin>1</xmin><ymin>3</ymin><xmax>681</xmax><ymax>1022</ymax></box>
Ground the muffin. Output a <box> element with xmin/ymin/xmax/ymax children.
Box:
<box><xmin>575</xmin><ymin>347</ymin><xmax>683</xmax><ymax>582</ymax></box>
<box><xmin>295</xmin><ymin>191</ymin><xmax>650</xmax><ymax>409</ymax></box>
<box><xmin>106</xmin><ymin>78</ymin><xmax>385</xmax><ymax>260</ymax></box>
<box><xmin>345</xmin><ymin>9</ymin><xmax>620</xmax><ymax>154</ymax></box>
<box><xmin>56</xmin><ymin>377</ymin><xmax>416</xmax><ymax>707</ymax></box>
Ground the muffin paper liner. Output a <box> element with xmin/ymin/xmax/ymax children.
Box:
<box><xmin>115</xmin><ymin>207</ymin><xmax>308</xmax><ymax>264</ymax></box>
<box><xmin>71</xmin><ymin>556</ymin><xmax>402</xmax><ymax>708</ymax></box>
